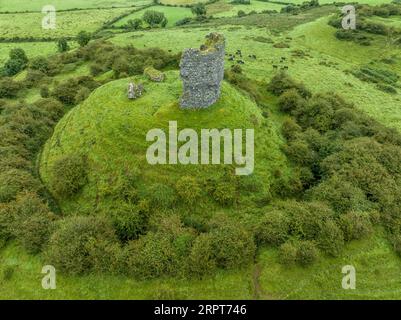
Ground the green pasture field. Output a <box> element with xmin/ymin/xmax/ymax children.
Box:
<box><xmin>113</xmin><ymin>5</ymin><xmax>193</xmax><ymax>27</ymax></box>
<box><xmin>0</xmin><ymin>0</ymin><xmax>150</xmax><ymax>12</ymax></box>
<box><xmin>0</xmin><ymin>7</ymin><xmax>133</xmax><ymax>39</ymax></box>
<box><xmin>160</xmin><ymin>0</ymin><xmax>210</xmax><ymax>5</ymax></box>
<box><xmin>207</xmin><ymin>0</ymin><xmax>285</xmax><ymax>17</ymax></box>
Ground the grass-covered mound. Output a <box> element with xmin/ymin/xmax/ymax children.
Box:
<box><xmin>40</xmin><ymin>69</ymin><xmax>286</xmax><ymax>217</ymax></box>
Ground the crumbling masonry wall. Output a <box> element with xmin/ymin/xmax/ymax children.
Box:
<box><xmin>180</xmin><ymin>33</ymin><xmax>225</xmax><ymax>109</ymax></box>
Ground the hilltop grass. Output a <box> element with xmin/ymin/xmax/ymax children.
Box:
<box><xmin>39</xmin><ymin>70</ymin><xmax>288</xmax><ymax>215</ymax></box>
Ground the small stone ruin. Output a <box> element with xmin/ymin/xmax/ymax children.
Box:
<box><xmin>180</xmin><ymin>33</ymin><xmax>225</xmax><ymax>109</ymax></box>
<box><xmin>127</xmin><ymin>82</ymin><xmax>144</xmax><ymax>99</ymax></box>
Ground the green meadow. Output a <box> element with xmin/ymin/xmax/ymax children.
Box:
<box><xmin>0</xmin><ymin>0</ymin><xmax>150</xmax><ymax>12</ymax></box>
<box><xmin>113</xmin><ymin>5</ymin><xmax>193</xmax><ymax>27</ymax></box>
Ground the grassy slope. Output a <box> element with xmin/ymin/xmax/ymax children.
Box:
<box><xmin>288</xmin><ymin>16</ymin><xmax>401</xmax><ymax>131</ymax></box>
<box><xmin>0</xmin><ymin>8</ymin><xmax>134</xmax><ymax>38</ymax></box>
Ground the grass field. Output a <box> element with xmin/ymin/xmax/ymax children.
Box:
<box><xmin>208</xmin><ymin>0</ymin><xmax>285</xmax><ymax>17</ymax></box>
<box><xmin>113</xmin><ymin>5</ymin><xmax>193</xmax><ymax>27</ymax></box>
<box><xmin>0</xmin><ymin>0</ymin><xmax>150</xmax><ymax>12</ymax></box>
<box><xmin>0</xmin><ymin>8</ymin><xmax>134</xmax><ymax>39</ymax></box>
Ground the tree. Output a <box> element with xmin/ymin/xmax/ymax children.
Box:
<box><xmin>2</xmin><ymin>48</ymin><xmax>28</xmax><ymax>76</ymax></box>
<box><xmin>126</xmin><ymin>18</ymin><xmax>143</xmax><ymax>30</ymax></box>
<box><xmin>191</xmin><ymin>3</ymin><xmax>207</xmax><ymax>16</ymax></box>
<box><xmin>57</xmin><ymin>38</ymin><xmax>70</xmax><ymax>52</ymax></box>
<box><xmin>9</xmin><ymin>48</ymin><xmax>28</xmax><ymax>65</ymax></box>
<box><xmin>142</xmin><ymin>10</ymin><xmax>165</xmax><ymax>27</ymax></box>
<box><xmin>77</xmin><ymin>31</ymin><xmax>91</xmax><ymax>47</ymax></box>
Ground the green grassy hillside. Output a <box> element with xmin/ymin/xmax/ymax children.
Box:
<box><xmin>40</xmin><ymin>70</ymin><xmax>288</xmax><ymax>215</ymax></box>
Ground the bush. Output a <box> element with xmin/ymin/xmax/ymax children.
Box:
<box><xmin>278</xmin><ymin>242</ymin><xmax>297</xmax><ymax>266</ymax></box>
<box><xmin>175</xmin><ymin>176</ymin><xmax>201</xmax><ymax>205</ymax></box>
<box><xmin>282</xmin><ymin>118</ymin><xmax>302</xmax><ymax>141</ymax></box>
<box><xmin>187</xmin><ymin>233</ymin><xmax>217</xmax><ymax>278</ymax></box>
<box><xmin>238</xmin><ymin>10</ymin><xmax>246</xmax><ymax>17</ymax></box>
<box><xmin>175</xmin><ymin>17</ymin><xmax>192</xmax><ymax>26</ymax></box>
<box><xmin>211</xmin><ymin>181</ymin><xmax>237</xmax><ymax>206</ymax></box>
<box><xmin>339</xmin><ymin>211</ymin><xmax>373</xmax><ymax>241</ymax></box>
<box><xmin>44</xmin><ymin>216</ymin><xmax>118</xmax><ymax>275</ymax></box>
<box><xmin>284</xmin><ymin>139</ymin><xmax>316</xmax><ymax>167</ymax></box>
<box><xmin>282</xmin><ymin>201</ymin><xmax>334</xmax><ymax>240</ymax></box>
<box><xmin>278</xmin><ymin>89</ymin><xmax>305</xmax><ymax>114</ymax></box>
<box><xmin>317</xmin><ymin>219</ymin><xmax>344</xmax><ymax>257</ymax></box>
<box><xmin>143</xmin><ymin>10</ymin><xmax>166</xmax><ymax>26</ymax></box>
<box><xmin>268</xmin><ymin>71</ymin><xmax>311</xmax><ymax>98</ymax></box>
<box><xmin>0</xmin><ymin>78</ymin><xmax>22</xmax><ymax>98</ymax></box>
<box><xmin>209</xmin><ymin>221</ymin><xmax>255</xmax><ymax>269</ymax></box>
<box><xmin>111</xmin><ymin>204</ymin><xmax>147</xmax><ymax>241</ymax></box>
<box><xmin>77</xmin><ymin>31</ymin><xmax>91</xmax><ymax>47</ymax></box>
<box><xmin>40</xmin><ymin>86</ymin><xmax>50</xmax><ymax>98</ymax></box>
<box><xmin>256</xmin><ymin>210</ymin><xmax>290</xmax><ymax>246</ymax></box>
<box><xmin>124</xmin><ymin>231</ymin><xmax>180</xmax><ymax>278</ymax></box>
<box><xmin>307</xmin><ymin>175</ymin><xmax>369</xmax><ymax>214</ymax></box>
<box><xmin>0</xmin><ymin>169</ymin><xmax>40</xmax><ymax>203</ymax></box>
<box><xmin>296</xmin><ymin>240</ymin><xmax>318</xmax><ymax>266</ymax></box>
<box><xmin>7</xmin><ymin>192</ymin><xmax>56</xmax><ymax>253</ymax></box>
<box><xmin>49</xmin><ymin>154</ymin><xmax>87</xmax><ymax>199</ymax></box>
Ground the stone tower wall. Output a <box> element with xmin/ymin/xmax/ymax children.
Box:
<box><xmin>180</xmin><ymin>33</ymin><xmax>225</xmax><ymax>109</ymax></box>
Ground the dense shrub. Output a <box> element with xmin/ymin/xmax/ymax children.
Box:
<box><xmin>268</xmin><ymin>71</ymin><xmax>311</xmax><ymax>98</ymax></box>
<box><xmin>187</xmin><ymin>233</ymin><xmax>217</xmax><ymax>278</ymax></box>
<box><xmin>296</xmin><ymin>240</ymin><xmax>319</xmax><ymax>266</ymax></box>
<box><xmin>278</xmin><ymin>89</ymin><xmax>305</xmax><ymax>114</ymax></box>
<box><xmin>111</xmin><ymin>204</ymin><xmax>147</xmax><ymax>241</ymax></box>
<box><xmin>49</xmin><ymin>154</ymin><xmax>87</xmax><ymax>199</ymax></box>
<box><xmin>281</xmin><ymin>118</ymin><xmax>302</xmax><ymax>140</ymax></box>
<box><xmin>44</xmin><ymin>216</ymin><xmax>118</xmax><ymax>274</ymax></box>
<box><xmin>307</xmin><ymin>175</ymin><xmax>369</xmax><ymax>214</ymax></box>
<box><xmin>278</xmin><ymin>241</ymin><xmax>297</xmax><ymax>266</ymax></box>
<box><xmin>0</xmin><ymin>169</ymin><xmax>40</xmax><ymax>203</ymax></box>
<box><xmin>256</xmin><ymin>210</ymin><xmax>290</xmax><ymax>246</ymax></box>
<box><xmin>317</xmin><ymin>219</ymin><xmax>344</xmax><ymax>257</ymax></box>
<box><xmin>175</xmin><ymin>176</ymin><xmax>202</xmax><ymax>205</ymax></box>
<box><xmin>124</xmin><ymin>231</ymin><xmax>180</xmax><ymax>278</ymax></box>
<box><xmin>209</xmin><ymin>221</ymin><xmax>256</xmax><ymax>269</ymax></box>
<box><xmin>0</xmin><ymin>78</ymin><xmax>22</xmax><ymax>98</ymax></box>
<box><xmin>339</xmin><ymin>211</ymin><xmax>373</xmax><ymax>241</ymax></box>
<box><xmin>211</xmin><ymin>180</ymin><xmax>237</xmax><ymax>206</ymax></box>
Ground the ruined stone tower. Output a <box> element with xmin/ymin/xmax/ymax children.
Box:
<box><xmin>180</xmin><ymin>33</ymin><xmax>225</xmax><ymax>109</ymax></box>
